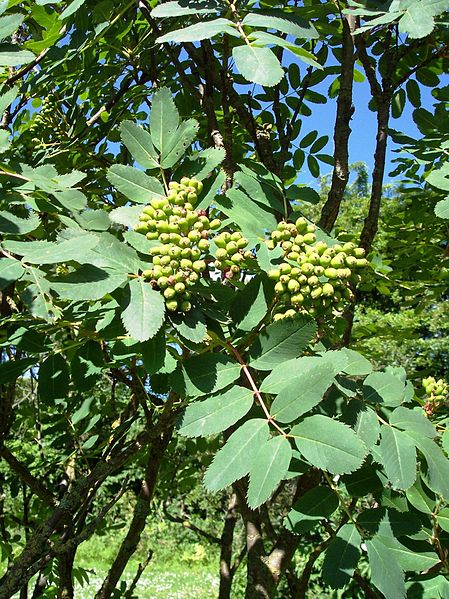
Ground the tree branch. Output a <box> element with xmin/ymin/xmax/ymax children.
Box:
<box><xmin>0</xmin><ymin>445</ymin><xmax>57</xmax><ymax>507</ymax></box>
<box><xmin>319</xmin><ymin>11</ymin><xmax>357</xmax><ymax>232</ymax></box>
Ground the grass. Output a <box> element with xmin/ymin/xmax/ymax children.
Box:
<box><xmin>73</xmin><ymin>533</ymin><xmax>221</xmax><ymax>598</ymax></box>
<box><xmin>75</xmin><ymin>563</ymin><xmax>219</xmax><ymax>598</ymax></box>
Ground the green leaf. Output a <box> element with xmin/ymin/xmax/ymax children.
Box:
<box><xmin>248</xmin><ymin>313</ymin><xmax>316</xmax><ymax>371</ymax></box>
<box><xmin>377</xmin><ymin>534</ymin><xmax>440</xmax><ymax>572</ymax></box>
<box><xmin>434</xmin><ymin>198</ymin><xmax>449</xmax><ymax>219</ymax></box>
<box><xmin>300</xmin><ymin>130</ymin><xmax>318</xmax><ymax>148</ymax></box>
<box><xmin>291</xmin><ymin>415</ymin><xmax>367</xmax><ymax>475</ymax></box>
<box><xmin>413</xmin><ymin>107</ymin><xmax>437</xmax><ymax>135</ymax></box>
<box><xmin>232</xmin><ymin>45</ymin><xmax>283</xmax><ymax>87</ymax></box>
<box><xmin>150</xmin><ymin>87</ymin><xmax>179</xmax><ymax>153</ymax></box>
<box><xmin>0</xmin><ymin>358</ymin><xmax>36</xmax><ymax>384</ymax></box>
<box><xmin>72</xmin><ymin>397</ymin><xmax>95</xmax><ymax>425</ymax></box>
<box><xmin>3</xmin><ymin>235</ymin><xmax>99</xmax><ymax>265</ymax></box>
<box><xmin>151</xmin><ymin>0</ymin><xmax>222</xmax><ymax>17</ymax></box>
<box><xmin>377</xmin><ymin>425</ymin><xmax>417</xmax><ymax>491</ymax></box>
<box><xmin>270</xmin><ymin>363</ymin><xmax>335</xmax><ymax>423</ymax></box>
<box><xmin>0</xmin><ymin>46</ymin><xmax>34</xmax><ymax>67</ymax></box>
<box><xmin>322</xmin><ymin>524</ymin><xmax>362</xmax><ymax>589</ymax></box>
<box><xmin>443</xmin><ymin>429</ymin><xmax>449</xmax><ymax>455</ymax></box>
<box><xmin>120</xmin><ymin>121</ymin><xmax>160</xmax><ymax>170</ymax></box>
<box><xmin>436</xmin><ymin>508</ymin><xmax>449</xmax><ymax>533</ymax></box>
<box><xmin>74</xmin><ymin>210</ymin><xmax>110</xmax><ymax>231</ymax></box>
<box><xmin>338</xmin><ymin>348</ymin><xmax>373</xmax><ymax>376</ymax></box>
<box><xmin>203</xmin><ymin>419</ymin><xmax>270</xmax><ymax>491</ymax></box>
<box><xmin>180</xmin><ymin>147</ymin><xmax>225</xmax><ymax>181</ymax></box>
<box><xmin>178</xmin><ymin>385</ymin><xmax>254</xmax><ymax>437</ymax></box>
<box><xmin>170</xmin><ymin>308</ymin><xmax>208</xmax><ymax>343</ymax></box>
<box><xmin>109</xmin><ymin>206</ymin><xmax>143</xmax><ymax>228</ymax></box>
<box><xmin>38</xmin><ymin>354</ymin><xmax>70</xmax><ymax>401</ymax></box>
<box><xmin>354</xmin><ymin>405</ymin><xmax>380</xmax><ymax>449</ymax></box>
<box><xmin>22</xmin><ymin>266</ymin><xmax>62</xmax><ymax>322</ymax></box>
<box><xmin>51</xmin><ymin>188</ymin><xmax>87</xmax><ymax>211</ymax></box>
<box><xmin>241</xmin><ymin>12</ymin><xmax>319</xmax><ymax>39</ymax></box>
<box><xmin>0</xmin><ymin>13</ymin><xmax>23</xmax><ymax>40</ymax></box>
<box><xmin>81</xmin><ymin>434</ymin><xmax>99</xmax><ymax>450</ymax></box>
<box><xmin>357</xmin><ymin>506</ymin><xmax>421</xmax><ymax>537</ymax></box>
<box><xmin>87</xmin><ymin>232</ymin><xmax>142</xmax><ymax>274</ymax></box>
<box><xmin>0</xmin><ymin>128</ymin><xmax>10</xmax><ymax>153</ymax></box>
<box><xmin>390</xmin><ymin>407</ymin><xmax>436</xmax><ymax>438</ymax></box>
<box><xmin>234</xmin><ymin>167</ymin><xmax>284</xmax><ymax>214</ymax></box>
<box><xmin>0</xmin><ymin>85</ymin><xmax>17</xmax><ymax>117</ymax></box>
<box><xmin>343</xmin><ymin>464</ymin><xmax>383</xmax><ymax>497</ymax></box>
<box><xmin>156</xmin><ymin>18</ymin><xmax>238</xmax><ymax>43</ymax></box>
<box><xmin>123</xmin><ymin>230</ymin><xmax>158</xmax><ymax>254</ymax></box>
<box><xmin>141</xmin><ymin>328</ymin><xmax>166</xmax><ymax>374</ymax></box>
<box><xmin>366</xmin><ymin>537</ymin><xmax>406</xmax><ymax>599</ymax></box>
<box><xmin>71</xmin><ymin>341</ymin><xmax>104</xmax><ymax>392</ymax></box>
<box><xmin>406</xmin><ymin>575</ymin><xmax>449</xmax><ymax>599</ymax></box>
<box><xmin>410</xmin><ymin>435</ymin><xmax>449</xmax><ymax>498</ymax></box>
<box><xmin>284</xmin><ymin>486</ymin><xmax>339</xmax><ymax>534</ymax></box>
<box><xmin>247</xmin><ymin>436</ymin><xmax>292</xmax><ymax>508</ymax></box>
<box><xmin>406</xmin><ymin>78</ymin><xmax>421</xmax><ymax>108</ymax></box>
<box><xmin>218</xmin><ymin>187</ymin><xmax>277</xmax><ymax>242</ymax></box>
<box><xmin>121</xmin><ymin>278</ymin><xmax>165</xmax><ymax>342</ymax></box>
<box><xmin>0</xmin><ymin>258</ymin><xmax>25</xmax><ymax>290</ymax></box>
<box><xmin>248</xmin><ymin>31</ymin><xmax>322</xmax><ymax>68</ymax></box>
<box><xmin>52</xmin><ymin>265</ymin><xmax>126</xmax><ymax>300</ymax></box>
<box><xmin>363</xmin><ymin>371</ymin><xmax>406</xmax><ymax>407</ymax></box>
<box><xmin>307</xmin><ymin>155</ymin><xmax>320</xmax><ymax>178</ymax></box>
<box><xmin>230</xmin><ymin>274</ymin><xmax>273</xmax><ymax>333</ymax></box>
<box><xmin>427</xmin><ymin>164</ymin><xmax>449</xmax><ymax>191</ymax></box>
<box><xmin>406</xmin><ymin>477</ymin><xmax>436</xmax><ymax>514</ymax></box>
<box><xmin>59</xmin><ymin>0</ymin><xmax>87</xmax><ymax>19</ymax></box>
<box><xmin>107</xmin><ymin>165</ymin><xmax>165</xmax><ymax>204</ymax></box>
<box><xmin>160</xmin><ymin>118</ymin><xmax>199</xmax><ymax>168</ymax></box>
<box><xmin>260</xmin><ymin>355</ymin><xmax>322</xmax><ymax>394</ymax></box>
<box><xmin>170</xmin><ymin>353</ymin><xmax>240</xmax><ymax>398</ymax></box>
<box><xmin>398</xmin><ymin>4</ymin><xmax>434</xmax><ymax>39</ymax></box>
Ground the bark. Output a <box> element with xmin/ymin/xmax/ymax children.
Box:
<box><xmin>218</xmin><ymin>493</ymin><xmax>238</xmax><ymax>599</ymax></box>
<box><xmin>232</xmin><ymin>470</ymin><xmax>321</xmax><ymax>598</ymax></box>
<box><xmin>319</xmin><ymin>14</ymin><xmax>356</xmax><ymax>232</ymax></box>
<box><xmin>30</xmin><ymin>574</ymin><xmax>48</xmax><ymax>599</ymax></box>
<box><xmin>0</xmin><ymin>431</ymin><xmax>149</xmax><ymax>599</ymax></box>
<box><xmin>0</xmin><ymin>446</ymin><xmax>56</xmax><ymax>507</ymax></box>
<box><xmin>359</xmin><ymin>98</ymin><xmax>391</xmax><ymax>251</ymax></box>
<box><xmin>57</xmin><ymin>549</ymin><xmax>76</xmax><ymax>599</ymax></box>
<box><xmin>123</xmin><ymin>551</ymin><xmax>153</xmax><ymax>599</ymax></box>
<box><xmin>181</xmin><ymin>43</ymin><xmax>278</xmax><ymax>175</ymax></box>
<box><xmin>94</xmin><ymin>428</ymin><xmax>173</xmax><ymax>599</ymax></box>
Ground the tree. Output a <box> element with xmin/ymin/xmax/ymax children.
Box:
<box><xmin>0</xmin><ymin>1</ymin><xmax>449</xmax><ymax>598</ymax></box>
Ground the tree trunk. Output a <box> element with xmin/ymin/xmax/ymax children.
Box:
<box><xmin>94</xmin><ymin>429</ymin><xmax>173</xmax><ymax>599</ymax></box>
<box><xmin>218</xmin><ymin>493</ymin><xmax>238</xmax><ymax>599</ymax></box>
<box><xmin>57</xmin><ymin>548</ymin><xmax>76</xmax><ymax>599</ymax></box>
<box><xmin>360</xmin><ymin>98</ymin><xmax>391</xmax><ymax>251</ymax></box>
<box><xmin>319</xmin><ymin>14</ymin><xmax>356</xmax><ymax>232</ymax></box>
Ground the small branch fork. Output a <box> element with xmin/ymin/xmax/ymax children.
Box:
<box><xmin>225</xmin><ymin>342</ymin><xmax>287</xmax><ymax>437</ymax></box>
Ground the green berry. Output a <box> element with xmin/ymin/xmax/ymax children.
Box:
<box><xmin>166</xmin><ymin>300</ymin><xmax>178</xmax><ymax>312</ymax></box>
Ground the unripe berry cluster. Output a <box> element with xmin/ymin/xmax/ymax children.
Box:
<box><xmin>213</xmin><ymin>231</ymin><xmax>255</xmax><ymax>280</ymax></box>
<box><xmin>134</xmin><ymin>178</ymin><xmax>220</xmax><ymax>313</ymax></box>
<box><xmin>21</xmin><ymin>95</ymin><xmax>66</xmax><ymax>160</ymax></box>
<box><xmin>422</xmin><ymin>377</ymin><xmax>448</xmax><ymax>412</ymax></box>
<box><xmin>267</xmin><ymin>218</ymin><xmax>367</xmax><ymax>321</ymax></box>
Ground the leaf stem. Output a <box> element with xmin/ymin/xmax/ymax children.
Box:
<box><xmin>225</xmin><ymin>341</ymin><xmax>287</xmax><ymax>437</ymax></box>
<box><xmin>160</xmin><ymin>168</ymin><xmax>169</xmax><ymax>194</ymax></box>
<box><xmin>322</xmin><ymin>471</ymin><xmax>359</xmax><ymax>528</ymax></box>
